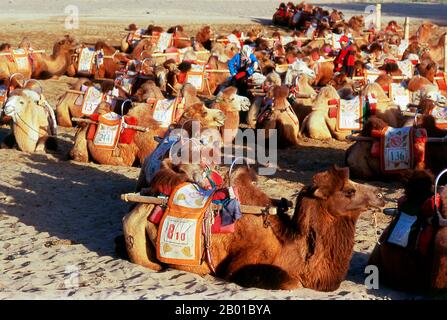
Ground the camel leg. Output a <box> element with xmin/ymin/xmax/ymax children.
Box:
<box><xmin>56</xmin><ymin>94</ymin><xmax>74</xmax><ymax>128</ymax></box>
<box><xmin>35</xmin><ymin>137</ymin><xmax>47</xmax><ymax>153</ymax></box>
<box><xmin>69</xmin><ymin>126</ymin><xmax>89</xmax><ymax>162</ymax></box>
<box><xmin>122</xmin><ymin>204</ymin><xmax>164</xmax><ymax>271</ymax></box>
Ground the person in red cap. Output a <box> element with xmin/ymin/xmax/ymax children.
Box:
<box><xmin>333</xmin><ymin>35</ymin><xmax>356</xmax><ymax>78</ymax></box>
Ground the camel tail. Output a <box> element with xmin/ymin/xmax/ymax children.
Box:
<box><xmin>229</xmin><ymin>264</ymin><xmax>297</xmax><ymax>290</ymax></box>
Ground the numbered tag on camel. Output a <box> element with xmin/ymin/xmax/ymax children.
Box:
<box><xmin>157</xmin><ymin>183</ymin><xmax>214</xmax><ymax>266</ymax></box>
<box><xmin>81</xmin><ymin>86</ymin><xmax>103</xmax><ymax>115</ymax></box>
<box><xmin>156</xmin><ymin>32</ymin><xmax>173</xmax><ymax>52</ymax></box>
<box><xmin>152</xmin><ymin>99</ymin><xmax>177</xmax><ymax>128</ymax></box>
<box><xmin>430</xmin><ymin>106</ymin><xmax>447</xmax><ymax>129</ymax></box>
<box><xmin>12</xmin><ymin>49</ymin><xmax>30</xmax><ymax>73</ymax></box>
<box><xmin>93</xmin><ymin>112</ymin><xmax>122</xmax><ymax>149</ymax></box>
<box><xmin>387</xmin><ymin>211</ymin><xmax>417</xmax><ymax>247</ymax></box>
<box><xmin>390</xmin><ymin>83</ymin><xmax>411</xmax><ymax>111</ymax></box>
<box><xmin>380</xmin><ymin>126</ymin><xmax>413</xmax><ymax>173</ymax></box>
<box><xmin>337</xmin><ymin>96</ymin><xmax>363</xmax><ymax>131</ymax></box>
<box><xmin>77</xmin><ymin>47</ymin><xmax>96</xmax><ymax>75</ymax></box>
<box><xmin>397</xmin><ymin>60</ymin><xmax>414</xmax><ymax>79</ymax></box>
<box><xmin>186</xmin><ymin>72</ymin><xmax>205</xmax><ymax>91</ymax></box>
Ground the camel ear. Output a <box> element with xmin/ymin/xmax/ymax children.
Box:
<box><xmin>330</xmin><ymin>164</ymin><xmax>350</xmax><ymax>181</ymax></box>
<box><xmin>313</xmin><ymin>188</ymin><xmax>328</xmax><ymax>199</ymax></box>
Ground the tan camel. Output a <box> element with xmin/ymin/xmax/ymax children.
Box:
<box><xmin>300</xmin><ymin>85</ymin><xmax>344</xmax><ymax>140</ymax></box>
<box><xmin>210</xmin><ymin>86</ymin><xmax>250</xmax><ymax>145</ymax></box>
<box><xmin>1</xmin><ymin>88</ymin><xmax>55</xmax><ymax>153</ymax></box>
<box><xmin>256</xmin><ymin>85</ymin><xmax>301</xmax><ymax>147</ymax></box>
<box><xmin>122</xmin><ymin>165</ymin><xmax>384</xmax><ymax>291</ymax></box>
<box><xmin>69</xmin><ymin>100</ymin><xmax>225</xmax><ymax>166</ymax></box>
<box><xmin>31</xmin><ymin>35</ymin><xmax>78</xmax><ymax>79</ymax></box>
<box><xmin>369</xmin><ymin>169</ymin><xmax>447</xmax><ymax>291</ymax></box>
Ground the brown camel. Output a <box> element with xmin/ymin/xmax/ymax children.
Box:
<box><xmin>56</xmin><ymin>79</ymin><xmax>165</xmax><ymax>127</ymax></box>
<box><xmin>256</xmin><ymin>85</ymin><xmax>300</xmax><ymax>147</ymax></box>
<box><xmin>69</xmin><ymin>100</ymin><xmax>225</xmax><ymax>166</ymax></box>
<box><xmin>31</xmin><ymin>35</ymin><xmax>78</xmax><ymax>79</ymax></box>
<box><xmin>66</xmin><ymin>41</ymin><xmax>130</xmax><ymax>79</ymax></box>
<box><xmin>369</xmin><ymin>169</ymin><xmax>447</xmax><ymax>291</ymax></box>
<box><xmin>122</xmin><ymin>164</ymin><xmax>384</xmax><ymax>291</ymax></box>
<box><xmin>345</xmin><ymin>114</ymin><xmax>447</xmax><ymax>180</ymax></box>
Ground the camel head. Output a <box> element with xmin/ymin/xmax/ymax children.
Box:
<box><xmin>134</xmin><ymin>80</ymin><xmax>165</xmax><ymax>102</ymax></box>
<box><xmin>215</xmin><ymin>86</ymin><xmax>250</xmax><ymax>112</ymax></box>
<box><xmin>285</xmin><ymin>59</ymin><xmax>316</xmax><ymax>85</ymax></box>
<box><xmin>415</xmin><ymin>22</ymin><xmax>438</xmax><ymax>43</ymax></box>
<box><xmin>54</xmin><ymin>35</ymin><xmax>78</xmax><ymax>55</ymax></box>
<box><xmin>363</xmin><ymin>82</ymin><xmax>389</xmax><ymax>102</ymax></box>
<box><xmin>311</xmin><ymin>165</ymin><xmax>385</xmax><ymax>217</ymax></box>
<box><xmin>418</xmin><ymin>85</ymin><xmax>446</xmax><ymax>106</ymax></box>
<box><xmin>314</xmin><ymin>85</ymin><xmax>340</xmax><ymax>109</ymax></box>
<box><xmin>3</xmin><ymin>89</ymin><xmax>41</xmax><ymax>121</ymax></box>
<box><xmin>148</xmin><ymin>158</ymin><xmax>211</xmax><ymax>194</ymax></box>
<box><xmin>179</xmin><ymin>102</ymin><xmax>226</xmax><ymax>129</ymax></box>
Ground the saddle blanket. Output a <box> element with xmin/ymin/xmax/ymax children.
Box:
<box><xmin>157</xmin><ymin>183</ymin><xmax>214</xmax><ymax>266</ymax></box>
<box><xmin>387</xmin><ymin>211</ymin><xmax>418</xmax><ymax>247</ymax></box>
<box><xmin>12</xmin><ymin>49</ymin><xmax>30</xmax><ymax>73</ymax></box>
<box><xmin>81</xmin><ymin>86</ymin><xmax>103</xmax><ymax>115</ymax></box>
<box><xmin>337</xmin><ymin>96</ymin><xmax>363</xmax><ymax>131</ymax></box>
<box><xmin>156</xmin><ymin>32</ymin><xmax>173</xmax><ymax>52</ymax></box>
<box><xmin>380</xmin><ymin>126</ymin><xmax>413</xmax><ymax>173</ymax></box>
<box><xmin>151</xmin><ymin>99</ymin><xmax>177</xmax><ymax>128</ymax></box>
<box><xmin>430</xmin><ymin>106</ymin><xmax>447</xmax><ymax>129</ymax></box>
<box><xmin>78</xmin><ymin>47</ymin><xmax>96</xmax><ymax>75</ymax></box>
<box><xmin>93</xmin><ymin>112</ymin><xmax>122</xmax><ymax>149</ymax></box>
<box><xmin>390</xmin><ymin>83</ymin><xmax>410</xmax><ymax>111</ymax></box>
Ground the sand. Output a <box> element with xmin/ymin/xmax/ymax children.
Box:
<box><xmin>1</xmin><ymin>0</ymin><xmax>447</xmax><ymax>300</ymax></box>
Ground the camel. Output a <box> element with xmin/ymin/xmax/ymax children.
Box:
<box><xmin>1</xmin><ymin>88</ymin><xmax>55</xmax><ymax>153</ymax></box>
<box><xmin>410</xmin><ymin>22</ymin><xmax>438</xmax><ymax>45</ymax></box>
<box><xmin>369</xmin><ymin>169</ymin><xmax>447</xmax><ymax>291</ymax></box>
<box><xmin>421</xmin><ymin>33</ymin><xmax>447</xmax><ymax>71</ymax></box>
<box><xmin>166</xmin><ymin>53</ymin><xmax>232</xmax><ymax>97</ymax></box>
<box><xmin>69</xmin><ymin>100</ymin><xmax>226</xmax><ymax>166</ymax></box>
<box><xmin>56</xmin><ymin>79</ymin><xmax>165</xmax><ymax>127</ymax></box>
<box><xmin>31</xmin><ymin>35</ymin><xmax>78</xmax><ymax>79</ymax></box>
<box><xmin>0</xmin><ymin>36</ymin><xmax>76</xmax><ymax>83</ymax></box>
<box><xmin>66</xmin><ymin>41</ymin><xmax>130</xmax><ymax>79</ymax></box>
<box><xmin>122</xmin><ymin>164</ymin><xmax>384</xmax><ymax>291</ymax></box>
<box><xmin>345</xmin><ymin>114</ymin><xmax>447</xmax><ymax>180</ymax></box>
<box><xmin>210</xmin><ymin>86</ymin><xmax>250</xmax><ymax>144</ymax></box>
<box><xmin>300</xmin><ymin>85</ymin><xmax>347</xmax><ymax>140</ymax></box>
<box><xmin>256</xmin><ymin>85</ymin><xmax>300</xmax><ymax>147</ymax></box>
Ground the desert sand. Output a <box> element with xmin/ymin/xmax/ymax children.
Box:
<box><xmin>1</xmin><ymin>1</ymin><xmax>447</xmax><ymax>300</ymax></box>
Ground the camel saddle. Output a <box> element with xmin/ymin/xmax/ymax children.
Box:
<box><xmin>386</xmin><ymin>194</ymin><xmax>442</xmax><ymax>256</ymax></box>
<box><xmin>336</xmin><ymin>96</ymin><xmax>363</xmax><ymax>131</ymax></box>
<box><xmin>87</xmin><ymin>113</ymin><xmax>137</xmax><ymax>145</ymax></box>
<box><xmin>12</xmin><ymin>49</ymin><xmax>31</xmax><ymax>73</ymax></box>
<box><xmin>156</xmin><ymin>182</ymin><xmax>215</xmax><ymax>266</ymax></box>
<box><xmin>369</xmin><ymin>126</ymin><xmax>427</xmax><ymax>174</ymax></box>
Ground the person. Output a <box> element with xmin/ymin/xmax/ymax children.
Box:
<box><xmin>333</xmin><ymin>35</ymin><xmax>356</xmax><ymax>78</ymax></box>
<box><xmin>227</xmin><ymin>45</ymin><xmax>259</xmax><ymax>96</ymax></box>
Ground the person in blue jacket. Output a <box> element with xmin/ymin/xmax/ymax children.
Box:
<box><xmin>227</xmin><ymin>45</ymin><xmax>259</xmax><ymax>96</ymax></box>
